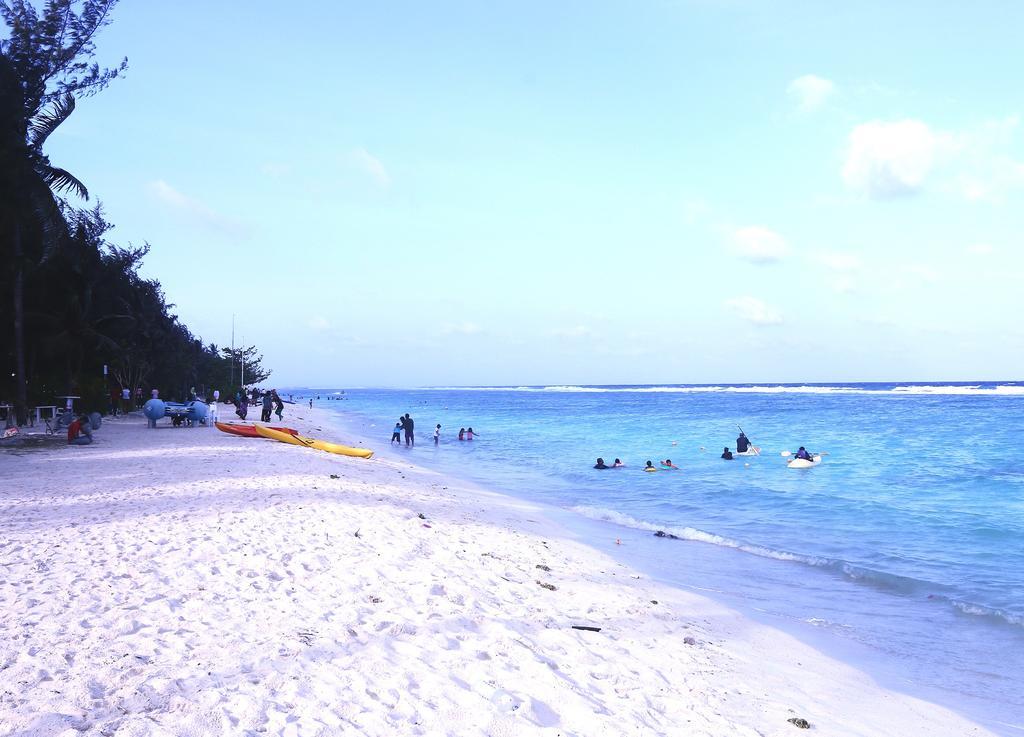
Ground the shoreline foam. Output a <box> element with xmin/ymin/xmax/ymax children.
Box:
<box><xmin>0</xmin><ymin>406</ymin><xmax>999</xmax><ymax>735</ymax></box>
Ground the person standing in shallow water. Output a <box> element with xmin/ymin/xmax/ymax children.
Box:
<box><xmin>391</xmin><ymin>420</ymin><xmax>403</xmax><ymax>444</ymax></box>
<box><xmin>434</xmin><ymin>424</ymin><xmax>441</xmax><ymax>445</ymax></box>
<box><xmin>403</xmin><ymin>413</ymin><xmax>414</xmax><ymax>446</ymax></box>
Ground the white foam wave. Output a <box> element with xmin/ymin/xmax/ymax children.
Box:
<box><xmin>572</xmin><ymin>506</ymin><xmax>1024</xmax><ymax>628</ymax></box>
<box><xmin>426</xmin><ymin>383</ymin><xmax>1024</xmax><ymax>396</ymax></box>
<box><xmin>570</xmin><ymin>505</ymin><xmax>831</xmax><ymax>566</ymax></box>
<box><xmin>949</xmin><ymin>600</ymin><xmax>1023</xmax><ymax>627</ymax></box>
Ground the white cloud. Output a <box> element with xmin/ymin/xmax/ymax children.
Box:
<box><xmin>841</xmin><ymin>120</ymin><xmax>950</xmax><ymax>198</ymax></box>
<box><xmin>351</xmin><ymin>147</ymin><xmax>391</xmax><ymax>187</ymax></box>
<box><xmin>732</xmin><ymin>226</ymin><xmax>790</xmax><ymax>263</ymax></box>
<box><xmin>788</xmin><ymin>74</ymin><xmax>835</xmax><ymax>112</ymax></box>
<box><xmin>148</xmin><ymin>180</ymin><xmax>247</xmax><ymax>236</ymax></box>
<box><xmin>842</xmin><ymin>116</ymin><xmax>1024</xmax><ymax>202</ymax></box>
<box><xmin>967</xmin><ymin>243</ymin><xmax>994</xmax><ymax>255</ymax></box>
<box><xmin>441</xmin><ymin>322</ymin><xmax>483</xmax><ymax>336</ymax></box>
<box><xmin>725</xmin><ymin>296</ymin><xmax>783</xmax><ymax>326</ymax></box>
<box><xmin>308</xmin><ymin>316</ymin><xmax>330</xmax><ymax>331</ymax></box>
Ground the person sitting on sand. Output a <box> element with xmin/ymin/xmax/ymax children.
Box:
<box><xmin>67</xmin><ymin>415</ymin><xmax>93</xmax><ymax>446</ymax></box>
<box><xmin>458</xmin><ymin>428</ymin><xmax>465</xmax><ymax>441</ymax></box>
<box><xmin>795</xmin><ymin>446</ymin><xmax>812</xmax><ymax>460</ymax></box>
<box><xmin>721</xmin><ymin>447</ymin><xmax>734</xmax><ymax>460</ymax></box>
<box><xmin>594</xmin><ymin>457</ymin><xmax>609</xmax><ymax>469</ymax></box>
<box><xmin>644</xmin><ymin>460</ymin><xmax>658</xmax><ymax>472</ymax></box>
<box><xmin>660</xmin><ymin>459</ymin><xmax>679</xmax><ymax>469</ymax></box>
<box><xmin>391</xmin><ymin>421</ymin><xmax>403</xmax><ymax>444</ymax></box>
<box><xmin>612</xmin><ymin>458</ymin><xmax>624</xmax><ymax>467</ymax></box>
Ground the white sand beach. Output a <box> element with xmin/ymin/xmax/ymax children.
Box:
<box><xmin>0</xmin><ymin>406</ymin><xmax>997</xmax><ymax>736</ymax></box>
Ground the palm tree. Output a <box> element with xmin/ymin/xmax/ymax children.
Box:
<box><xmin>0</xmin><ymin>0</ymin><xmax>125</xmax><ymax>423</ymax></box>
<box><xmin>1</xmin><ymin>79</ymin><xmax>88</xmax><ymax>422</ymax></box>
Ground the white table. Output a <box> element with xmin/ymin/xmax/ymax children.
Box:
<box><xmin>34</xmin><ymin>405</ymin><xmax>58</xmax><ymax>426</ymax></box>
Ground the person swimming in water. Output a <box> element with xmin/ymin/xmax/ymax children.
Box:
<box><xmin>644</xmin><ymin>460</ymin><xmax>658</xmax><ymax>472</ymax></box>
<box><xmin>594</xmin><ymin>457</ymin><xmax>609</xmax><ymax>469</ymax></box>
<box><xmin>721</xmin><ymin>447</ymin><xmax>734</xmax><ymax>460</ymax></box>
<box><xmin>458</xmin><ymin>428</ymin><xmax>465</xmax><ymax>441</ymax></box>
<box><xmin>612</xmin><ymin>458</ymin><xmax>624</xmax><ymax>467</ymax></box>
<box><xmin>466</xmin><ymin>427</ymin><xmax>476</xmax><ymax>439</ymax></box>
<box><xmin>660</xmin><ymin>459</ymin><xmax>679</xmax><ymax>469</ymax></box>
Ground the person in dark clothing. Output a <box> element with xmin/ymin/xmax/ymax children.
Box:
<box><xmin>594</xmin><ymin>457</ymin><xmax>608</xmax><ymax>469</ymax></box>
<box><xmin>795</xmin><ymin>446</ymin><xmax>812</xmax><ymax>460</ymax></box>
<box><xmin>261</xmin><ymin>392</ymin><xmax>273</xmax><ymax>422</ymax></box>
<box><xmin>721</xmin><ymin>447</ymin><xmax>734</xmax><ymax>460</ymax></box>
<box><xmin>272</xmin><ymin>390</ymin><xmax>284</xmax><ymax>421</ymax></box>
<box><xmin>403</xmin><ymin>413</ymin><xmax>414</xmax><ymax>446</ymax></box>
<box><xmin>736</xmin><ymin>432</ymin><xmax>750</xmax><ymax>453</ymax></box>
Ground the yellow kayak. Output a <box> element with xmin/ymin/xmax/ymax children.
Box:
<box><xmin>254</xmin><ymin>424</ymin><xmax>373</xmax><ymax>458</ymax></box>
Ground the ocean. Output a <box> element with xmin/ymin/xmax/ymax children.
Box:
<box><xmin>301</xmin><ymin>382</ymin><xmax>1024</xmax><ymax>734</ymax></box>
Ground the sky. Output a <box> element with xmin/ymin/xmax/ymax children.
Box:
<box><xmin>40</xmin><ymin>0</ymin><xmax>1024</xmax><ymax>386</ymax></box>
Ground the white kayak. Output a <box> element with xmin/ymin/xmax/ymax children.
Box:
<box><xmin>787</xmin><ymin>455</ymin><xmax>822</xmax><ymax>468</ymax></box>
<box><xmin>735</xmin><ymin>447</ymin><xmax>761</xmax><ymax>456</ymax></box>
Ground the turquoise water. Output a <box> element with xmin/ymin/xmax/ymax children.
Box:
<box><xmin>304</xmin><ymin>383</ymin><xmax>1024</xmax><ymax>734</ymax></box>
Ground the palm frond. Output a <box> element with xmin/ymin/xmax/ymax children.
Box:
<box><xmin>26</xmin><ymin>175</ymin><xmax>69</xmax><ymax>262</ymax></box>
<box><xmin>29</xmin><ymin>93</ymin><xmax>76</xmax><ymax>147</ymax></box>
<box><xmin>42</xmin><ymin>166</ymin><xmax>89</xmax><ymax>199</ymax></box>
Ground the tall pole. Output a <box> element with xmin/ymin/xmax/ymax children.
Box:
<box><xmin>241</xmin><ymin>335</ymin><xmax>245</xmax><ymax>387</ymax></box>
<box><xmin>230</xmin><ymin>313</ymin><xmax>235</xmax><ymax>387</ymax></box>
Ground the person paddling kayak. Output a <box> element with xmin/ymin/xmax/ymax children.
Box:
<box><xmin>795</xmin><ymin>446</ymin><xmax>812</xmax><ymax>460</ymax></box>
<box><xmin>737</xmin><ymin>431</ymin><xmax>751</xmax><ymax>453</ymax></box>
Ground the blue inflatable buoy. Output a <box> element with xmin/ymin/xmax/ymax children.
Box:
<box><xmin>143</xmin><ymin>398</ymin><xmax>166</xmax><ymax>421</ymax></box>
<box><xmin>186</xmin><ymin>401</ymin><xmax>208</xmax><ymax>422</ymax></box>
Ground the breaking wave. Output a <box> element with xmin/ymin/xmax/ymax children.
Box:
<box><xmin>425</xmin><ymin>383</ymin><xmax>1024</xmax><ymax>396</ymax></box>
<box><xmin>569</xmin><ymin>505</ymin><xmax>1024</xmax><ymax>629</ymax></box>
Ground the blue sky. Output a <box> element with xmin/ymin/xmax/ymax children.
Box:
<box><xmin>44</xmin><ymin>0</ymin><xmax>1024</xmax><ymax>386</ymax></box>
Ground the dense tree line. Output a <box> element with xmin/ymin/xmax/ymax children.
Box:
<box><xmin>1</xmin><ymin>1</ymin><xmax>269</xmax><ymax>424</ymax></box>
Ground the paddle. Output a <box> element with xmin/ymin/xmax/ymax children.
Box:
<box><xmin>737</xmin><ymin>424</ymin><xmax>761</xmax><ymax>455</ymax></box>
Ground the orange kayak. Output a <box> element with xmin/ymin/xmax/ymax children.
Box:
<box><xmin>216</xmin><ymin>421</ymin><xmax>298</xmax><ymax>438</ymax></box>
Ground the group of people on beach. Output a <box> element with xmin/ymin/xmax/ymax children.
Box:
<box><xmin>231</xmin><ymin>388</ymin><xmax>285</xmax><ymax>422</ymax></box>
<box><xmin>390</xmin><ymin>413</ymin><xmax>478</xmax><ymax>447</ymax></box>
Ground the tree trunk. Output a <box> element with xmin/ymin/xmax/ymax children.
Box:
<box><xmin>12</xmin><ymin>220</ymin><xmax>28</xmax><ymax>425</ymax></box>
